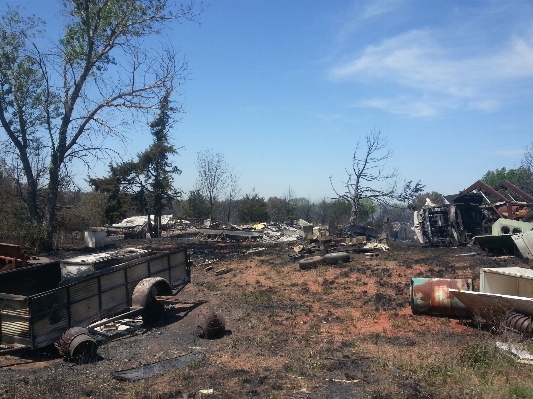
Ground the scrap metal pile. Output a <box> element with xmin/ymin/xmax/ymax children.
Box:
<box><xmin>109</xmin><ymin>215</ymin><xmax>183</xmax><ymax>239</ymax></box>
<box><xmin>292</xmin><ymin>226</ymin><xmax>389</xmax><ymax>270</ymax></box>
<box><xmin>411</xmin><ymin>267</ymin><xmax>533</xmax><ymax>338</ymax></box>
<box><xmin>0</xmin><ymin>243</ymin><xmax>52</xmax><ymax>272</ymax></box>
<box><xmin>414</xmin><ymin>180</ymin><xmax>533</xmax><ymax>254</ymax></box>
<box><xmin>194</xmin><ymin>222</ymin><xmax>303</xmax><ymax>243</ymax></box>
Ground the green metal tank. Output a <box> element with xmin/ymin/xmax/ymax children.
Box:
<box><xmin>410</xmin><ymin>278</ymin><xmax>473</xmax><ymax>317</ymax></box>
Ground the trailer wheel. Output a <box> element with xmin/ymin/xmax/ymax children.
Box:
<box><xmin>132</xmin><ymin>277</ymin><xmax>173</xmax><ymax>325</ymax></box>
<box><xmin>55</xmin><ymin>326</ymin><xmax>97</xmax><ymax>361</ymax></box>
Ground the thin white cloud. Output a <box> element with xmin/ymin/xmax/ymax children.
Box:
<box><xmin>361</xmin><ymin>0</ymin><xmax>399</xmax><ymax>19</ymax></box>
<box><xmin>355</xmin><ymin>96</ymin><xmax>458</xmax><ymax>118</ymax></box>
<box><xmin>332</xmin><ymin>1</ymin><xmax>401</xmax><ymax>46</ymax></box>
<box><xmin>488</xmin><ymin>149</ymin><xmax>525</xmax><ymax>158</ymax></box>
<box><xmin>329</xmin><ymin>28</ymin><xmax>533</xmax><ymax>116</ymax></box>
<box><xmin>467</xmin><ymin>99</ymin><xmax>501</xmax><ymax>112</ymax></box>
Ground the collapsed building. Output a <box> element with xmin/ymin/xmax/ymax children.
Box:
<box><xmin>414</xmin><ymin>180</ymin><xmax>533</xmax><ymax>247</ymax></box>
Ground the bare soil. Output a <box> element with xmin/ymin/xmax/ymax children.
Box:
<box><xmin>0</xmin><ymin>239</ymin><xmax>532</xmax><ymax>399</ymax></box>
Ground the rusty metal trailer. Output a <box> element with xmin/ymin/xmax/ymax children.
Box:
<box><xmin>0</xmin><ymin>248</ymin><xmax>189</xmax><ymax>351</ymax></box>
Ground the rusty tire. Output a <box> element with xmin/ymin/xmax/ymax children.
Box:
<box><xmin>132</xmin><ymin>277</ymin><xmax>172</xmax><ymax>326</ymax></box>
<box><xmin>299</xmin><ymin>256</ymin><xmax>323</xmax><ymax>270</ymax></box>
<box><xmin>55</xmin><ymin>327</ymin><xmax>97</xmax><ymax>360</ymax></box>
<box><xmin>196</xmin><ymin>309</ymin><xmax>226</xmax><ymax>338</ymax></box>
<box><xmin>323</xmin><ymin>252</ymin><xmax>350</xmax><ymax>265</ymax></box>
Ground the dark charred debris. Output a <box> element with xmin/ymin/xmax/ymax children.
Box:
<box><xmin>1</xmin><ymin>178</ymin><xmax>533</xmax><ymax>378</ymax></box>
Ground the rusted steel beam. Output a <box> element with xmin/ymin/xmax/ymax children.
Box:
<box><xmin>498</xmin><ymin>181</ymin><xmax>533</xmax><ymax>203</ymax></box>
<box><xmin>457</xmin><ymin>180</ymin><xmax>510</xmax><ymax>203</ymax></box>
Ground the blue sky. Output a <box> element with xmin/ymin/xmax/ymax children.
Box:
<box><xmin>2</xmin><ymin>1</ymin><xmax>533</xmax><ymax>202</ymax></box>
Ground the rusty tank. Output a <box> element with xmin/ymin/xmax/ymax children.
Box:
<box><xmin>410</xmin><ymin>278</ymin><xmax>473</xmax><ymax>317</ymax></box>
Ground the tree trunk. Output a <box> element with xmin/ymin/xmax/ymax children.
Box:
<box><xmin>43</xmin><ymin>162</ymin><xmax>60</xmax><ymax>250</ymax></box>
<box><xmin>147</xmin><ymin>214</ymin><xmax>153</xmax><ymax>238</ymax></box>
<box><xmin>19</xmin><ymin>155</ymin><xmax>39</xmax><ymax>224</ymax></box>
<box><xmin>349</xmin><ymin>199</ymin><xmax>359</xmax><ymax>226</ymax></box>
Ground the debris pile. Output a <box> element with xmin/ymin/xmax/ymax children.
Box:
<box><xmin>414</xmin><ymin>179</ymin><xmax>533</xmax><ymax>247</ymax></box>
<box><xmin>293</xmin><ymin>224</ymin><xmax>389</xmax><ymax>270</ymax></box>
<box><xmin>60</xmin><ymin>247</ymin><xmax>150</xmax><ymax>280</ymax></box>
<box><xmin>414</xmin><ymin>266</ymin><xmax>533</xmax><ymax>339</ymax></box>
<box><xmin>193</xmin><ymin>222</ymin><xmax>302</xmax><ymax>243</ymax></box>
<box><xmin>0</xmin><ymin>243</ymin><xmax>51</xmax><ymax>271</ymax></box>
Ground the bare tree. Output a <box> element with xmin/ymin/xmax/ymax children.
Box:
<box><xmin>330</xmin><ymin>129</ymin><xmax>424</xmax><ymax>225</ymax></box>
<box><xmin>0</xmin><ymin>1</ymin><xmax>200</xmax><ymax>247</ymax></box>
<box><xmin>225</xmin><ymin>169</ymin><xmax>241</xmax><ymax>223</ymax></box>
<box><xmin>195</xmin><ymin>149</ymin><xmax>228</xmax><ymax>221</ymax></box>
<box><xmin>523</xmin><ymin>143</ymin><xmax>533</xmax><ymax>174</ymax></box>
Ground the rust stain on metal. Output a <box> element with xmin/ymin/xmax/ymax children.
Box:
<box><xmin>0</xmin><ymin>243</ymin><xmax>28</xmax><ymax>271</ymax></box>
<box><xmin>55</xmin><ymin>327</ymin><xmax>97</xmax><ymax>359</ymax></box>
<box><xmin>411</xmin><ymin>278</ymin><xmax>473</xmax><ymax>317</ymax></box>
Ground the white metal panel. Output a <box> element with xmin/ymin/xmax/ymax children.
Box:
<box><xmin>450</xmin><ymin>289</ymin><xmax>533</xmax><ymax>319</ymax></box>
<box><xmin>480</xmin><ymin>267</ymin><xmax>533</xmax><ymax>297</ymax></box>
<box><xmin>482</xmin><ymin>267</ymin><xmax>533</xmax><ymax>279</ymax></box>
<box><xmin>512</xmin><ymin>231</ymin><xmax>533</xmax><ymax>259</ymax></box>
<box><xmin>518</xmin><ymin>278</ymin><xmax>533</xmax><ymax>298</ymax></box>
<box><xmin>100</xmin><ymin>270</ymin><xmax>125</xmax><ymax>291</ymax></box>
<box><xmin>150</xmin><ymin>257</ymin><xmax>168</xmax><ymax>273</ymax></box>
<box><xmin>100</xmin><ymin>285</ymin><xmax>128</xmax><ymax>314</ymax></box>
<box><xmin>70</xmin><ymin>296</ymin><xmax>99</xmax><ymax>326</ymax></box>
<box><xmin>482</xmin><ymin>273</ymin><xmax>519</xmax><ymax>296</ymax></box>
<box><xmin>128</xmin><ymin>262</ymin><xmax>150</xmax><ymax>281</ymax></box>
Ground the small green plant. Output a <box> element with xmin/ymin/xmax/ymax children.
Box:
<box><xmin>509</xmin><ymin>383</ymin><xmax>533</xmax><ymax>398</ymax></box>
<box><xmin>306</xmin><ymin>360</ymin><xmax>320</xmax><ymax>370</ymax></box>
<box><xmin>460</xmin><ymin>340</ymin><xmax>495</xmax><ymax>367</ymax></box>
<box><xmin>426</xmin><ymin>364</ymin><xmax>456</xmax><ymax>379</ymax></box>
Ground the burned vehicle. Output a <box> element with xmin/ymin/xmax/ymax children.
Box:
<box><xmin>414</xmin><ymin>180</ymin><xmax>533</xmax><ymax>247</ymax></box>
<box><xmin>414</xmin><ymin>192</ymin><xmax>484</xmax><ymax>246</ymax></box>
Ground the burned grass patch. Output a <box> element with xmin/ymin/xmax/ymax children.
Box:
<box><xmin>365</xmin><ymin>292</ymin><xmax>403</xmax><ymax>311</ymax></box>
<box><xmin>5</xmin><ymin>240</ymin><xmax>533</xmax><ymax>399</ymax></box>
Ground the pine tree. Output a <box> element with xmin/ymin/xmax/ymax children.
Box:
<box><xmin>138</xmin><ymin>90</ymin><xmax>181</xmax><ymax>237</ymax></box>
